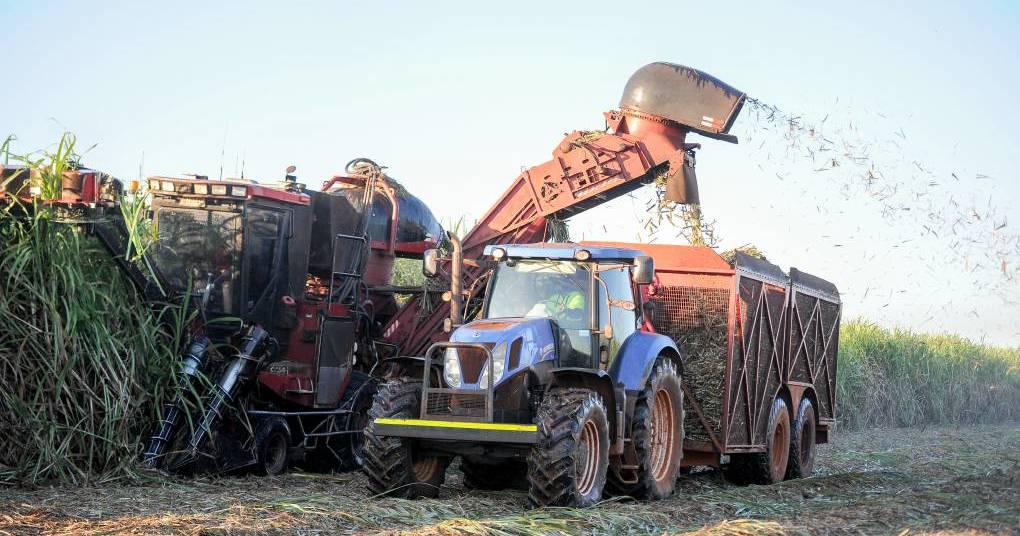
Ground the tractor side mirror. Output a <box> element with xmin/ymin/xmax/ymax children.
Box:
<box><xmin>632</xmin><ymin>256</ymin><xmax>654</xmax><ymax>284</ymax></box>
<box><xmin>423</xmin><ymin>249</ymin><xmax>439</xmax><ymax>278</ymax></box>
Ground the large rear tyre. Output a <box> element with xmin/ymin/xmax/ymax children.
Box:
<box><xmin>362</xmin><ymin>377</ymin><xmax>449</xmax><ymax>498</ymax></box>
<box><xmin>461</xmin><ymin>458</ymin><xmax>527</xmax><ymax>490</ymax></box>
<box><xmin>785</xmin><ymin>397</ymin><xmax>817</xmax><ymax>479</ymax></box>
<box><xmin>724</xmin><ymin>396</ymin><xmax>791</xmax><ymax>485</ymax></box>
<box><xmin>527</xmin><ymin>388</ymin><xmax>609</xmax><ymax>507</ymax></box>
<box><xmin>607</xmin><ymin>357</ymin><xmax>684</xmax><ymax>499</ymax></box>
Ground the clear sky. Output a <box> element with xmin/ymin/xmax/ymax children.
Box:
<box><xmin>3</xmin><ymin>1</ymin><xmax>1018</xmax><ymax>345</ymax></box>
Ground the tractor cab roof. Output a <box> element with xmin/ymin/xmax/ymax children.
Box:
<box><xmin>483</xmin><ymin>243</ymin><xmax>646</xmax><ymax>262</ymax></box>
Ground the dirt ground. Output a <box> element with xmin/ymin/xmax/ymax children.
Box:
<box><xmin>0</xmin><ymin>424</ymin><xmax>1017</xmax><ymax>535</ymax></box>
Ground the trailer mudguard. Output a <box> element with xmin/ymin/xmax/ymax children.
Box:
<box><xmin>607</xmin><ymin>331</ymin><xmax>681</xmax><ymax>392</ymax></box>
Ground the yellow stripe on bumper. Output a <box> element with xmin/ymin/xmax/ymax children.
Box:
<box><xmin>372</xmin><ymin>418</ymin><xmax>538</xmax><ymax>444</ymax></box>
<box><xmin>373</xmin><ymin>418</ymin><xmax>537</xmax><ymax>432</ymax></box>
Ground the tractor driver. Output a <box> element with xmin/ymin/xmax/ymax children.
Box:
<box><xmin>525</xmin><ymin>272</ymin><xmax>588</xmax><ymax>328</ymax></box>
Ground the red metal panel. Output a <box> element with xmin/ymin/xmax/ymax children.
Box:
<box><xmin>583</xmin><ymin>241</ymin><xmax>733</xmax><ymax>275</ymax></box>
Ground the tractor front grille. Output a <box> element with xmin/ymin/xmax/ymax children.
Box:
<box><xmin>425</xmin><ymin>391</ymin><xmax>488</xmax><ymax>419</ymax></box>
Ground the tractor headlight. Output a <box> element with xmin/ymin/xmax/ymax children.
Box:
<box><xmin>193</xmin><ymin>183</ymin><xmax>208</xmax><ymax>195</ymax></box>
<box><xmin>210</xmin><ymin>184</ymin><xmax>228</xmax><ymax>196</ymax></box>
<box><xmin>230</xmin><ymin>186</ymin><xmax>247</xmax><ymax>197</ymax></box>
<box><xmin>148</xmin><ymin>179</ymin><xmax>160</xmax><ymax>191</ymax></box>
<box><xmin>478</xmin><ymin>341</ymin><xmax>507</xmax><ymax>387</ymax></box>
<box><xmin>443</xmin><ymin>347</ymin><xmax>462</xmax><ymax>388</ymax></box>
<box><xmin>160</xmin><ymin>180</ymin><xmax>176</xmax><ymax>192</ymax></box>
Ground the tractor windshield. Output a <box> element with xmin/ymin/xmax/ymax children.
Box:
<box><xmin>486</xmin><ymin>260</ymin><xmax>591</xmax><ymax>328</ymax></box>
<box><xmin>485</xmin><ymin>259</ymin><xmax>594</xmax><ymax>367</ymax></box>
<box><xmin>151</xmin><ymin>207</ymin><xmax>243</xmax><ymax>314</ymax></box>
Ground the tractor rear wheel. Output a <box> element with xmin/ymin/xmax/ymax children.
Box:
<box><xmin>785</xmin><ymin>397</ymin><xmax>817</xmax><ymax>479</ymax></box>
<box><xmin>461</xmin><ymin>458</ymin><xmax>527</xmax><ymax>490</ymax></box>
<box><xmin>362</xmin><ymin>377</ymin><xmax>449</xmax><ymax>498</ymax></box>
<box><xmin>607</xmin><ymin>357</ymin><xmax>684</xmax><ymax>499</ymax></box>
<box><xmin>724</xmin><ymin>396</ymin><xmax>791</xmax><ymax>485</ymax></box>
<box><xmin>527</xmin><ymin>388</ymin><xmax>609</xmax><ymax>507</ymax></box>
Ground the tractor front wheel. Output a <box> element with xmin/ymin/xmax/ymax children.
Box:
<box><xmin>607</xmin><ymin>357</ymin><xmax>684</xmax><ymax>499</ymax></box>
<box><xmin>362</xmin><ymin>377</ymin><xmax>449</xmax><ymax>498</ymax></box>
<box><xmin>724</xmin><ymin>396</ymin><xmax>791</xmax><ymax>485</ymax></box>
<box><xmin>527</xmin><ymin>388</ymin><xmax>609</xmax><ymax>507</ymax></box>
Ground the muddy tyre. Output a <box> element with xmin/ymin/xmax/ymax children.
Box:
<box><xmin>254</xmin><ymin>416</ymin><xmax>291</xmax><ymax>476</ymax></box>
<box><xmin>607</xmin><ymin>357</ymin><xmax>684</xmax><ymax>499</ymax></box>
<box><xmin>461</xmin><ymin>458</ymin><xmax>527</xmax><ymax>490</ymax></box>
<box><xmin>362</xmin><ymin>377</ymin><xmax>449</xmax><ymax>498</ymax></box>
<box><xmin>724</xmin><ymin>396</ymin><xmax>791</xmax><ymax>485</ymax></box>
<box><xmin>527</xmin><ymin>388</ymin><xmax>609</xmax><ymax>507</ymax></box>
<box><xmin>785</xmin><ymin>397</ymin><xmax>817</xmax><ymax>479</ymax></box>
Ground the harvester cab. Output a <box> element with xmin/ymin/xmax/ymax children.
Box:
<box><xmin>147</xmin><ymin>174</ymin><xmax>309</xmax><ymax>330</ymax></box>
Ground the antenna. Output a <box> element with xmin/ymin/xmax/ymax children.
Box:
<box><xmin>241</xmin><ymin>150</ymin><xmax>246</xmax><ymax>180</ymax></box>
<box><xmin>218</xmin><ymin>127</ymin><xmax>228</xmax><ymax>181</ymax></box>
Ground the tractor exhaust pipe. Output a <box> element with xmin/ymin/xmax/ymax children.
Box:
<box><xmin>449</xmin><ymin>233</ymin><xmax>464</xmax><ymax>326</ymax></box>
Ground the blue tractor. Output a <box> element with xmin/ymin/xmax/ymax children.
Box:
<box><xmin>363</xmin><ymin>243</ymin><xmax>687</xmax><ymax>506</ymax></box>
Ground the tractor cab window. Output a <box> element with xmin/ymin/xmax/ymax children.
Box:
<box><xmin>485</xmin><ymin>260</ymin><xmax>594</xmax><ymax>368</ymax></box>
<box><xmin>598</xmin><ymin>264</ymin><xmax>638</xmax><ymax>367</ymax></box>
<box><xmin>152</xmin><ymin>207</ymin><xmax>243</xmax><ymax>314</ymax></box>
<box><xmin>244</xmin><ymin>207</ymin><xmax>285</xmax><ymax>316</ymax></box>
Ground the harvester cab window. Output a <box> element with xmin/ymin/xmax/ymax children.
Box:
<box><xmin>243</xmin><ymin>207</ymin><xmax>285</xmax><ymax>317</ymax></box>
<box><xmin>152</xmin><ymin>206</ymin><xmax>243</xmax><ymax>314</ymax></box>
<box><xmin>597</xmin><ymin>264</ymin><xmax>638</xmax><ymax>367</ymax></box>
<box><xmin>484</xmin><ymin>260</ymin><xmax>594</xmax><ymax>368</ymax></box>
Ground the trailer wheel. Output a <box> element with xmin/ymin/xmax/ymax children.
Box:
<box><xmin>607</xmin><ymin>357</ymin><xmax>684</xmax><ymax>499</ymax></box>
<box><xmin>724</xmin><ymin>396</ymin><xmax>790</xmax><ymax>485</ymax></box>
<box><xmin>785</xmin><ymin>397</ymin><xmax>816</xmax><ymax>479</ymax></box>
<box><xmin>527</xmin><ymin>388</ymin><xmax>609</xmax><ymax>507</ymax></box>
<box><xmin>254</xmin><ymin>416</ymin><xmax>291</xmax><ymax>476</ymax></box>
<box><xmin>461</xmin><ymin>458</ymin><xmax>527</xmax><ymax>490</ymax></box>
<box><xmin>362</xmin><ymin>377</ymin><xmax>449</xmax><ymax>498</ymax></box>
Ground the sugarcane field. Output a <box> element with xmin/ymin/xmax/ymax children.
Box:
<box><xmin>1</xmin><ymin>2</ymin><xmax>1019</xmax><ymax>536</ymax></box>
